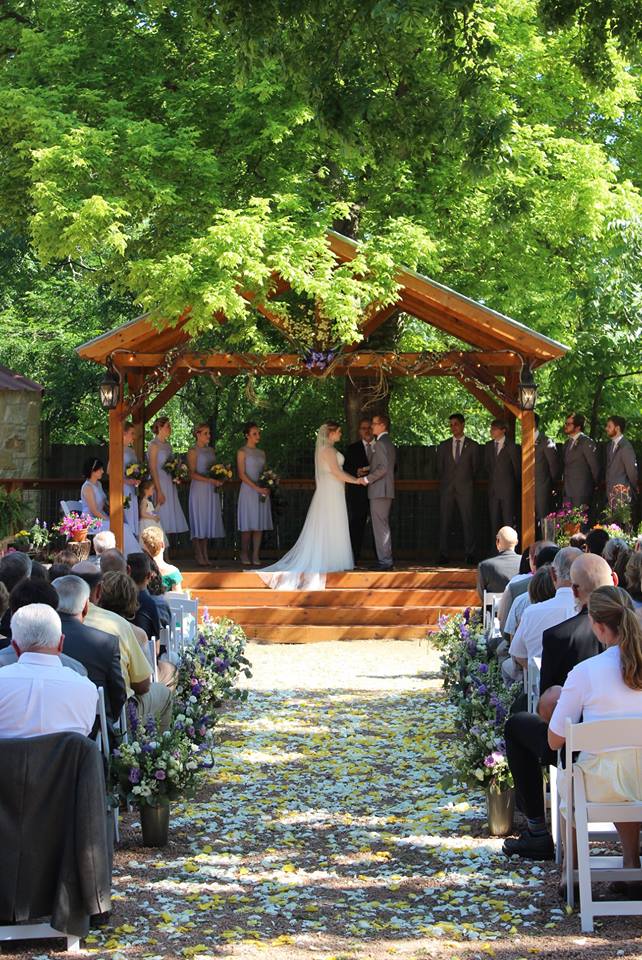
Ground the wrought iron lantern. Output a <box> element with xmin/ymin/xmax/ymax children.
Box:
<box><xmin>518</xmin><ymin>363</ymin><xmax>538</xmax><ymax>411</ymax></box>
<box><xmin>98</xmin><ymin>362</ymin><xmax>121</xmax><ymax>410</ymax></box>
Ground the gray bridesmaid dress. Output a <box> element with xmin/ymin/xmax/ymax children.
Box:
<box><xmin>189</xmin><ymin>446</ymin><xmax>224</xmax><ymax>539</ymax></box>
<box><xmin>237</xmin><ymin>446</ymin><xmax>273</xmax><ymax>532</ymax></box>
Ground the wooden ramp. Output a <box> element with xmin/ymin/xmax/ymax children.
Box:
<box><xmin>181</xmin><ymin>567</ymin><xmax>477</xmax><ymax>643</ymax></box>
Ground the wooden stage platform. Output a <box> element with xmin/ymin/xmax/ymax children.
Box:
<box><xmin>181</xmin><ymin>566</ymin><xmax>477</xmax><ymax>643</ymax></box>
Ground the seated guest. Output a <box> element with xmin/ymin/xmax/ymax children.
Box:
<box><xmin>104</xmin><ymin>569</ymin><xmax>177</xmax><ymax>690</ymax></box>
<box><xmin>548</xmin><ymin>586</ymin><xmax>642</xmax><ymax>873</ymax></box>
<box><xmin>72</xmin><ymin>562</ymin><xmax>155</xmax><ymax>699</ymax></box>
<box><xmin>501</xmin><ymin>566</ymin><xmax>556</xmax><ymax>684</ymax></box>
<box><xmin>0</xmin><ymin>604</ymin><xmax>97</xmax><ymax>738</ymax></box>
<box><xmin>497</xmin><ymin>541</ymin><xmax>556</xmax><ymax>630</ymax></box>
<box><xmin>127</xmin><ymin>552</ymin><xmax>161</xmax><ymax>641</ymax></box>
<box><xmin>502</xmin><ymin>546</ymin><xmax>560</xmax><ymax>643</ymax></box>
<box><xmin>585</xmin><ymin>527</ymin><xmax>610</xmax><ymax>555</ymax></box>
<box><xmin>141</xmin><ymin>526</ymin><xmax>183</xmax><ymax>592</ymax></box>
<box><xmin>0</xmin><ymin>552</ymin><xmax>32</xmax><ymax>644</ymax></box>
<box><xmin>503</xmin><ymin>553</ymin><xmax>614</xmax><ymax>859</ymax></box>
<box><xmin>91</xmin><ymin>530</ymin><xmax>117</xmax><ymax>567</ymax></box>
<box><xmin>48</xmin><ymin>561</ymin><xmax>73</xmax><ymax>582</ymax></box>
<box><xmin>477</xmin><ymin>526</ymin><xmax>521</xmax><ymax>601</ymax></box>
<box><xmin>507</xmin><ymin>547</ymin><xmax>582</xmax><ymax>673</ymax></box>
<box><xmin>569</xmin><ymin>532</ymin><xmax>587</xmax><ymax>551</ymax></box>
<box><xmin>624</xmin><ymin>551</ymin><xmax>642</xmax><ymax>608</ymax></box>
<box><xmin>30</xmin><ymin>560</ymin><xmax>47</xmax><ymax>581</ymax></box>
<box><xmin>603</xmin><ymin>537</ymin><xmax>631</xmax><ymax>584</ymax></box>
<box><xmin>145</xmin><ymin>555</ymin><xmax>172</xmax><ymax>628</ymax></box>
<box><xmin>0</xmin><ymin>577</ymin><xmax>87</xmax><ymax>675</ymax></box>
<box><xmin>100</xmin><ymin>548</ymin><xmax>128</xmax><ymax>576</ymax></box>
<box><xmin>52</xmin><ymin>575</ymin><xmax>126</xmax><ymax>721</ymax></box>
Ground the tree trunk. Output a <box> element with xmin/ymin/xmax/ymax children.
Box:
<box><xmin>343</xmin><ymin>375</ymin><xmax>391</xmax><ymax>441</ymax></box>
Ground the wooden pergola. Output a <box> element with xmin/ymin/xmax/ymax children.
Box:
<box><xmin>77</xmin><ymin>229</ymin><xmax>568</xmax><ymax>550</ymax></box>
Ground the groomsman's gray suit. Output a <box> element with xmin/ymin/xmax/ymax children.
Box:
<box><xmin>366</xmin><ymin>432</ymin><xmax>396</xmax><ymax>568</ymax></box>
<box><xmin>605</xmin><ymin>436</ymin><xmax>638</xmax><ymax>500</ymax></box>
<box><xmin>484</xmin><ymin>438</ymin><xmax>521</xmax><ymax>537</ymax></box>
<box><xmin>563</xmin><ymin>433</ymin><xmax>600</xmax><ymax>508</ymax></box>
<box><xmin>536</xmin><ymin>433</ymin><xmax>561</xmax><ymax>521</ymax></box>
<box><xmin>437</xmin><ymin>436</ymin><xmax>481</xmax><ymax>559</ymax></box>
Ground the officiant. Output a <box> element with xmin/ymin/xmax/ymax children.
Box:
<box><xmin>344</xmin><ymin>417</ymin><xmax>373</xmax><ymax>562</ymax></box>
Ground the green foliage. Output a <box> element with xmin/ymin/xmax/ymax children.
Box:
<box><xmin>0</xmin><ymin>489</ymin><xmax>28</xmax><ymax>540</ymax></box>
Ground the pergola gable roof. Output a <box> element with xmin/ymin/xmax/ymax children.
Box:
<box><xmin>78</xmin><ymin>230</ymin><xmax>569</xmax><ymax>366</ymax></box>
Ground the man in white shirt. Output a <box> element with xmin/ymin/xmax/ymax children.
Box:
<box><xmin>0</xmin><ymin>603</ymin><xmax>97</xmax><ymax>738</ymax></box>
<box><xmin>505</xmin><ymin>546</ymin><xmax>582</xmax><ymax>677</ymax></box>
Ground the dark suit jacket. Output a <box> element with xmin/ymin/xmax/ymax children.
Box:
<box><xmin>484</xmin><ymin>439</ymin><xmax>521</xmax><ymax>500</ymax></box>
<box><xmin>59</xmin><ymin>614</ymin><xmax>126</xmax><ymax>720</ymax></box>
<box><xmin>437</xmin><ymin>436</ymin><xmax>480</xmax><ymax>493</ymax></box>
<box><xmin>0</xmin><ymin>732</ymin><xmax>111</xmax><ymax>937</ymax></box>
<box><xmin>563</xmin><ymin>433</ymin><xmax>600</xmax><ymax>505</ymax></box>
<box><xmin>344</xmin><ymin>439</ymin><xmax>370</xmax><ymax>510</ymax></box>
<box><xmin>539</xmin><ymin>606</ymin><xmax>603</xmax><ymax>695</ymax></box>
<box><xmin>477</xmin><ymin>550</ymin><xmax>522</xmax><ymax>599</ymax></box>
<box><xmin>134</xmin><ymin>588</ymin><xmax>161</xmax><ymax>641</ymax></box>
<box><xmin>605</xmin><ymin>436</ymin><xmax>638</xmax><ymax>497</ymax></box>
<box><xmin>536</xmin><ymin>433</ymin><xmax>561</xmax><ymax>517</ymax></box>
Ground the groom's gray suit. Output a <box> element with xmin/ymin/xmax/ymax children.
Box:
<box><xmin>366</xmin><ymin>432</ymin><xmax>396</xmax><ymax>568</ymax></box>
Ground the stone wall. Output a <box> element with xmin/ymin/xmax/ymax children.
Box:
<box><xmin>0</xmin><ymin>389</ymin><xmax>41</xmax><ymax>478</ymax></box>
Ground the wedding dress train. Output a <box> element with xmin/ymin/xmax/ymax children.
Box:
<box><xmin>258</xmin><ymin>427</ymin><xmax>355</xmax><ymax>590</ymax></box>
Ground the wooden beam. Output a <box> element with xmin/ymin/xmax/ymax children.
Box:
<box><xmin>358</xmin><ymin>304</ymin><xmax>400</xmax><ymax>339</ymax></box>
<box><xmin>520</xmin><ymin>410</ymin><xmax>536</xmax><ymax>548</ymax></box>
<box><xmin>108</xmin><ymin>403</ymin><xmax>125</xmax><ymax>551</ymax></box>
<box><xmin>452</xmin><ymin>371</ymin><xmax>505</xmax><ymax>419</ymax></box>
<box><xmin>143</xmin><ymin>369</ymin><xmax>191</xmax><ymax>422</ymax></box>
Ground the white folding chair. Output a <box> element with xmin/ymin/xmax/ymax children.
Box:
<box><xmin>482</xmin><ymin>591</ymin><xmax>503</xmax><ymax>641</ymax></box>
<box><xmin>526</xmin><ymin>656</ymin><xmax>541</xmax><ymax>713</ymax></box>
<box><xmin>564</xmin><ymin>717</ymin><xmax>642</xmax><ymax>929</ymax></box>
<box><xmin>0</xmin><ymin>922</ymin><xmax>79</xmax><ymax>951</ymax></box>
<box><xmin>60</xmin><ymin>499</ymin><xmax>83</xmax><ymax>516</ymax></box>
<box><xmin>96</xmin><ymin>687</ymin><xmax>120</xmax><ymax>843</ymax></box>
<box><xmin>146</xmin><ymin>636</ymin><xmax>158</xmax><ymax>682</ymax></box>
<box><xmin>166</xmin><ymin>595</ymin><xmax>198</xmax><ymax>649</ymax></box>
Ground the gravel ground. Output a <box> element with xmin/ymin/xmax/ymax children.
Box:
<box><xmin>4</xmin><ymin>640</ymin><xmax>642</xmax><ymax>960</ymax></box>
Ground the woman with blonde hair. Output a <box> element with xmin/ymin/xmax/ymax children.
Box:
<box><xmin>549</xmin><ymin>586</ymin><xmax>642</xmax><ymax>870</ymax></box>
<box><xmin>141</xmin><ymin>525</ymin><xmax>183</xmax><ymax>593</ymax></box>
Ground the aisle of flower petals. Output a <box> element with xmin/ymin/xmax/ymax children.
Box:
<box><xmin>76</xmin><ymin>641</ymin><xmax>634</xmax><ymax>960</ymax></box>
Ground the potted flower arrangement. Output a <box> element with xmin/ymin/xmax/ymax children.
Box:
<box><xmin>111</xmin><ymin>707</ymin><xmax>201</xmax><ymax>846</ymax></box>
<box><xmin>58</xmin><ymin>511</ymin><xmax>101</xmax><ymax>542</ymax></box>
<box><xmin>544</xmin><ymin>501</ymin><xmax>588</xmax><ymax>546</ymax></box>
<box><xmin>432</xmin><ymin>610</ymin><xmax>519</xmax><ymax>835</ymax></box>
<box><xmin>209</xmin><ymin>462</ymin><xmax>233</xmax><ymax>484</ymax></box>
<box><xmin>603</xmin><ymin>484</ymin><xmax>633</xmax><ymax>532</ymax></box>
<box><xmin>163</xmin><ymin>456</ymin><xmax>190</xmax><ymax>485</ymax></box>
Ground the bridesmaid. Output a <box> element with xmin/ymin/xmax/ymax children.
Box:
<box><xmin>80</xmin><ymin>458</ymin><xmax>110</xmax><ymax>532</ymax></box>
<box><xmin>123</xmin><ymin>421</ymin><xmax>140</xmax><ymax>536</ymax></box>
<box><xmin>147</xmin><ymin>416</ymin><xmax>188</xmax><ymax>544</ymax></box>
<box><xmin>187</xmin><ymin>423</ymin><xmax>225</xmax><ymax>566</ymax></box>
<box><xmin>237</xmin><ymin>421</ymin><xmax>273</xmax><ymax>566</ymax></box>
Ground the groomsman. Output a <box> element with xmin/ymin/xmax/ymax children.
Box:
<box><xmin>484</xmin><ymin>419</ymin><xmax>521</xmax><ymax>540</ymax></box>
<box><xmin>535</xmin><ymin>413</ymin><xmax>561</xmax><ymax>524</ymax></box>
<box><xmin>344</xmin><ymin>417</ymin><xmax>373</xmax><ymax>562</ymax></box>
<box><xmin>605</xmin><ymin>416</ymin><xmax>638</xmax><ymax>503</ymax></box>
<box><xmin>562</xmin><ymin>412</ymin><xmax>600</xmax><ymax>509</ymax></box>
<box><xmin>437</xmin><ymin>413</ymin><xmax>480</xmax><ymax>564</ymax></box>
<box><xmin>362</xmin><ymin>414</ymin><xmax>396</xmax><ymax>570</ymax></box>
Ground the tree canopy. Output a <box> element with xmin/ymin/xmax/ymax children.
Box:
<box><xmin>0</xmin><ymin>0</ymin><xmax>640</xmax><ymax>451</ymax></box>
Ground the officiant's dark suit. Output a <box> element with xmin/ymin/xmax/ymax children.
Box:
<box><xmin>344</xmin><ymin>429</ymin><xmax>372</xmax><ymax>562</ymax></box>
<box><xmin>437</xmin><ymin>417</ymin><xmax>481</xmax><ymax>562</ymax></box>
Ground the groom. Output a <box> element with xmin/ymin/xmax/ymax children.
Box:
<box><xmin>361</xmin><ymin>413</ymin><xmax>396</xmax><ymax>570</ymax></box>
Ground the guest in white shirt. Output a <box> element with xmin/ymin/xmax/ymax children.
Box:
<box><xmin>549</xmin><ymin>586</ymin><xmax>642</xmax><ymax>870</ymax></box>
<box><xmin>0</xmin><ymin>603</ymin><xmax>97</xmax><ymax>739</ymax></box>
<box><xmin>506</xmin><ymin>546</ymin><xmax>582</xmax><ymax>673</ymax></box>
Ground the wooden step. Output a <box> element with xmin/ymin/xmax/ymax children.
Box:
<box><xmin>245</xmin><ymin>624</ymin><xmax>436</xmax><ymax>642</ymax></box>
<box><xmin>182</xmin><ymin>568</ymin><xmax>477</xmax><ymax>590</ymax></box>
<box><xmin>192</xmin><ymin>588</ymin><xmax>478</xmax><ymax>608</ymax></box>
<box><xmin>199</xmin><ymin>605</ymin><xmax>460</xmax><ymax>625</ymax></box>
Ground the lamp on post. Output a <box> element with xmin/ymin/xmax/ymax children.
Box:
<box><xmin>98</xmin><ymin>361</ymin><xmax>121</xmax><ymax>410</ymax></box>
<box><xmin>518</xmin><ymin>362</ymin><xmax>538</xmax><ymax>411</ymax></box>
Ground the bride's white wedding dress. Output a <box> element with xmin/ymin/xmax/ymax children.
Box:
<box><xmin>258</xmin><ymin>428</ymin><xmax>355</xmax><ymax>591</ymax></box>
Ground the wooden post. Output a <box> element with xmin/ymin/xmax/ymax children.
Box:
<box><xmin>521</xmin><ymin>409</ymin><xmax>536</xmax><ymax>549</ymax></box>
<box><xmin>127</xmin><ymin>371</ymin><xmax>145</xmax><ymax>462</ymax></box>
<box><xmin>108</xmin><ymin>403</ymin><xmax>125</xmax><ymax>551</ymax></box>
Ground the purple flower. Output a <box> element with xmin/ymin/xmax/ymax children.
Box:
<box><xmin>154</xmin><ymin>769</ymin><xmax>166</xmax><ymax>780</ymax></box>
<box><xmin>128</xmin><ymin>767</ymin><xmax>141</xmax><ymax>783</ymax></box>
<box><xmin>460</xmin><ymin>623</ymin><xmax>470</xmax><ymax>640</ymax></box>
<box><xmin>463</xmin><ymin>607</ymin><xmax>471</xmax><ymax>623</ymax></box>
<box><xmin>477</xmin><ymin>684</ymin><xmax>488</xmax><ymax>696</ymax></box>
<box><xmin>187</xmin><ymin>726</ymin><xmax>195</xmax><ymax>737</ymax></box>
<box><xmin>478</xmin><ymin>663</ymin><xmax>489</xmax><ymax>674</ymax></box>
<box><xmin>467</xmin><ymin>639</ymin><xmax>477</xmax><ymax>655</ymax></box>
<box><xmin>142</xmin><ymin>742</ymin><xmax>155</xmax><ymax>753</ymax></box>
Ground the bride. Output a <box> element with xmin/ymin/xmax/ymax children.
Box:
<box><xmin>258</xmin><ymin>421</ymin><xmax>363</xmax><ymax>590</ymax></box>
